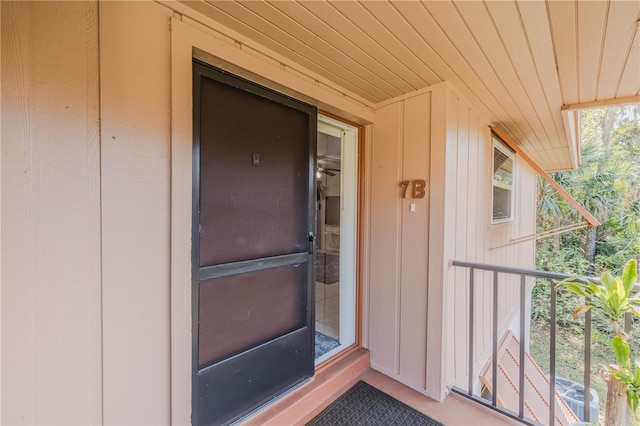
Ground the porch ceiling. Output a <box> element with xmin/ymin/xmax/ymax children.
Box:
<box><xmin>180</xmin><ymin>0</ymin><xmax>640</xmax><ymax>171</ymax></box>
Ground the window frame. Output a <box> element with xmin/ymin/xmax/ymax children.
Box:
<box><xmin>491</xmin><ymin>136</ymin><xmax>515</xmax><ymax>224</ymax></box>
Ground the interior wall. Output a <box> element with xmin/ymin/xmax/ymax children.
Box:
<box><xmin>1</xmin><ymin>2</ymin><xmax>102</xmax><ymax>424</ymax></box>
<box><xmin>368</xmin><ymin>91</ymin><xmax>431</xmax><ymax>393</ymax></box>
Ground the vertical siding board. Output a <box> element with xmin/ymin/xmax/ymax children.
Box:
<box><xmin>454</xmin><ymin>99</ymin><xmax>470</xmax><ymax>381</ymax></box>
<box><xmin>399</xmin><ymin>93</ymin><xmax>430</xmax><ymax>390</ymax></box>
<box><xmin>443</xmin><ymin>87</ymin><xmax>459</xmax><ymax>387</ymax></box>
<box><xmin>478</xmin><ymin>119</ymin><xmax>490</xmax><ymax>363</ymax></box>
<box><xmin>369</xmin><ymin>102</ymin><xmax>403</xmax><ymax>374</ymax></box>
<box><xmin>467</xmin><ymin>114</ymin><xmax>480</xmax><ymax>363</ymax></box>
<box><xmin>3</xmin><ymin>4</ymin><xmax>37</xmax><ymax>421</ymax></box>
<box><xmin>100</xmin><ymin>3</ymin><xmax>172</xmax><ymax>424</ymax></box>
<box><xmin>426</xmin><ymin>83</ymin><xmax>452</xmax><ymax>400</ymax></box>
<box><xmin>1</xmin><ymin>2</ymin><xmax>103</xmax><ymax>424</ymax></box>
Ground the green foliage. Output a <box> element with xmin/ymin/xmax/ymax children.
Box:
<box><xmin>536</xmin><ymin>105</ymin><xmax>640</xmax><ymax>277</ymax></box>
<box><xmin>535</xmin><ymin>105</ymin><xmax>640</xmax><ymax>419</ymax></box>
<box><xmin>611</xmin><ymin>336</ymin><xmax>640</xmax><ymax>412</ymax></box>
<box><xmin>558</xmin><ymin>259</ymin><xmax>640</xmax><ymax>333</ymax></box>
<box><xmin>558</xmin><ymin>259</ymin><xmax>640</xmax><ymax>414</ymax></box>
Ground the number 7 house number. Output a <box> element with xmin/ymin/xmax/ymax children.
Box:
<box><xmin>399</xmin><ymin>180</ymin><xmax>427</xmax><ymax>199</ymax></box>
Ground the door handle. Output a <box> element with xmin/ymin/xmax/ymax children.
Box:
<box><xmin>308</xmin><ymin>232</ymin><xmax>316</xmax><ymax>254</ymax></box>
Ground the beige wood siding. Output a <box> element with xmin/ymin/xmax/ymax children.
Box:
<box><xmin>368</xmin><ymin>83</ymin><xmax>536</xmax><ymax>400</ymax></box>
<box><xmin>99</xmin><ymin>2</ymin><xmax>173</xmax><ymax>424</ymax></box>
<box><xmin>2</xmin><ymin>1</ymin><xmax>538</xmax><ymax>422</ymax></box>
<box><xmin>0</xmin><ymin>1</ymin><xmax>371</xmax><ymax>422</ymax></box>
<box><xmin>1</xmin><ymin>2</ymin><xmax>102</xmax><ymax>423</ymax></box>
<box><xmin>430</xmin><ymin>84</ymin><xmax>537</xmax><ymax>400</ymax></box>
<box><xmin>368</xmin><ymin>92</ymin><xmax>431</xmax><ymax>393</ymax></box>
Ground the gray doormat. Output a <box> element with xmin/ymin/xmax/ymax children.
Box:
<box><xmin>306</xmin><ymin>381</ymin><xmax>444</xmax><ymax>426</ymax></box>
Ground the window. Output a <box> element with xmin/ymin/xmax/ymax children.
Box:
<box><xmin>492</xmin><ymin>137</ymin><xmax>514</xmax><ymax>223</ymax></box>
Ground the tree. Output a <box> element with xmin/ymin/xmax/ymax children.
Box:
<box><xmin>536</xmin><ymin>105</ymin><xmax>640</xmax><ymax>276</ymax></box>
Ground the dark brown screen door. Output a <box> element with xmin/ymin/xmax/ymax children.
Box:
<box><xmin>192</xmin><ymin>62</ymin><xmax>316</xmax><ymax>426</ymax></box>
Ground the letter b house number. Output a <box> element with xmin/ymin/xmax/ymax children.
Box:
<box><xmin>399</xmin><ymin>179</ymin><xmax>427</xmax><ymax>199</ymax></box>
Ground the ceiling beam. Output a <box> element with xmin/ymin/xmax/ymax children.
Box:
<box><xmin>562</xmin><ymin>95</ymin><xmax>640</xmax><ymax>111</ymax></box>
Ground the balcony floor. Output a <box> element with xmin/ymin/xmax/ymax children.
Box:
<box><xmin>243</xmin><ymin>348</ymin><xmax>520</xmax><ymax>425</ymax></box>
<box><xmin>300</xmin><ymin>369</ymin><xmax>521</xmax><ymax>426</ymax></box>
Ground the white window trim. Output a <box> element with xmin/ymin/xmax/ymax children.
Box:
<box><xmin>491</xmin><ymin>137</ymin><xmax>515</xmax><ymax>224</ymax></box>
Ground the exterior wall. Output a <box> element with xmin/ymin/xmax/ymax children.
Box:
<box><xmin>368</xmin><ymin>93</ymin><xmax>431</xmax><ymax>393</ymax></box>
<box><xmin>428</xmin><ymin>84</ymin><xmax>537</xmax><ymax>399</ymax></box>
<box><xmin>1</xmin><ymin>2</ymin><xmax>103</xmax><ymax>424</ymax></box>
<box><xmin>2</xmin><ymin>1</ymin><xmax>536</xmax><ymax>423</ymax></box>
<box><xmin>367</xmin><ymin>83</ymin><xmax>536</xmax><ymax>400</ymax></box>
<box><xmin>99</xmin><ymin>2</ymin><xmax>173</xmax><ymax>423</ymax></box>
<box><xmin>2</xmin><ymin>1</ymin><xmax>373</xmax><ymax>424</ymax></box>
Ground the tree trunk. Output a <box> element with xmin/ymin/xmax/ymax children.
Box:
<box><xmin>553</xmin><ymin>215</ymin><xmax>561</xmax><ymax>251</ymax></box>
<box><xmin>605</xmin><ymin>376</ymin><xmax>628</xmax><ymax>426</ymax></box>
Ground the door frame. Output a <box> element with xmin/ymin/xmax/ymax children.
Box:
<box><xmin>314</xmin><ymin>114</ymin><xmax>359</xmax><ymax>364</ymax></box>
<box><xmin>314</xmin><ymin>112</ymin><xmax>366</xmax><ymax>371</ymax></box>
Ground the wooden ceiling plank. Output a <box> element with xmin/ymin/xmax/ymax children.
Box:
<box><xmin>516</xmin><ymin>0</ymin><xmax>568</xmax><ymax>155</ymax></box>
<box><xmin>597</xmin><ymin>1</ymin><xmax>640</xmax><ymax>100</ymax></box>
<box><xmin>485</xmin><ymin>1</ymin><xmax>567</xmax><ymax>157</ymax></box>
<box><xmin>241</xmin><ymin>1</ymin><xmax>396</xmax><ymax>101</ymax></box>
<box><xmin>202</xmin><ymin>1</ymin><xmax>385</xmax><ymax>102</ymax></box>
<box><xmin>547</xmin><ymin>0</ymin><xmax>579</xmax><ymax>105</ymax></box>
<box><xmin>388</xmin><ymin>1</ymin><xmax>497</xmax><ymax>115</ymax></box>
<box><xmin>391</xmin><ymin>3</ymin><xmax>508</xmax><ymax>118</ymax></box>
<box><xmin>268</xmin><ymin>1</ymin><xmax>408</xmax><ymax>100</ymax></box>
<box><xmin>327</xmin><ymin>1</ymin><xmax>429</xmax><ymax>90</ymax></box>
<box><xmin>355</xmin><ymin>1</ymin><xmax>441</xmax><ymax>85</ymax></box>
<box><xmin>615</xmin><ymin>16</ymin><xmax>640</xmax><ymax>98</ymax></box>
<box><xmin>427</xmin><ymin>0</ymin><xmax>551</xmax><ymax>162</ymax></box>
<box><xmin>300</xmin><ymin>0</ymin><xmax>417</xmax><ymax>94</ymax></box>
<box><xmin>457</xmin><ymin>1</ymin><xmax>555</xmax><ymax>156</ymax></box>
<box><xmin>577</xmin><ymin>0</ymin><xmax>608</xmax><ymax>103</ymax></box>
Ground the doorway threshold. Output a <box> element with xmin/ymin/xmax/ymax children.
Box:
<box><xmin>241</xmin><ymin>347</ymin><xmax>370</xmax><ymax>425</ymax></box>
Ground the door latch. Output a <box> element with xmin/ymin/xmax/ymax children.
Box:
<box><xmin>308</xmin><ymin>232</ymin><xmax>316</xmax><ymax>254</ymax></box>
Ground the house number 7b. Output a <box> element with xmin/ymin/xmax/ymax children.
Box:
<box><xmin>400</xmin><ymin>179</ymin><xmax>427</xmax><ymax>199</ymax></box>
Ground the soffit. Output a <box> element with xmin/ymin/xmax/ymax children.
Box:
<box><xmin>180</xmin><ymin>0</ymin><xmax>640</xmax><ymax>171</ymax></box>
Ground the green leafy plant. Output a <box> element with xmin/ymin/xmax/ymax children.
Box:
<box><xmin>611</xmin><ymin>335</ymin><xmax>640</xmax><ymax>412</ymax></box>
<box><xmin>559</xmin><ymin>258</ymin><xmax>639</xmax><ymax>425</ymax></box>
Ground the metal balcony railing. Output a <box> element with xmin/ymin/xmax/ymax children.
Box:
<box><xmin>449</xmin><ymin>260</ymin><xmax>631</xmax><ymax>426</ymax></box>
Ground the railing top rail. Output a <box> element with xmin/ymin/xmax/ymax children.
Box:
<box><xmin>451</xmin><ymin>259</ymin><xmax>595</xmax><ymax>283</ymax></box>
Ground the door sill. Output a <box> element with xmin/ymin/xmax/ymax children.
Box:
<box><xmin>240</xmin><ymin>347</ymin><xmax>370</xmax><ymax>425</ymax></box>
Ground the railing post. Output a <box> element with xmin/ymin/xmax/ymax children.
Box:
<box><xmin>519</xmin><ymin>275</ymin><xmax>526</xmax><ymax>419</ymax></box>
<box><xmin>468</xmin><ymin>268</ymin><xmax>475</xmax><ymax>396</ymax></box>
<box><xmin>625</xmin><ymin>312</ymin><xmax>632</xmax><ymax>425</ymax></box>
<box><xmin>492</xmin><ymin>271</ymin><xmax>498</xmax><ymax>408</ymax></box>
<box><xmin>584</xmin><ymin>299</ymin><xmax>591</xmax><ymax>423</ymax></box>
<box><xmin>550</xmin><ymin>279</ymin><xmax>556</xmax><ymax>426</ymax></box>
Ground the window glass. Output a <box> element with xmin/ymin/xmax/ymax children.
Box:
<box><xmin>492</xmin><ymin>138</ymin><xmax>514</xmax><ymax>223</ymax></box>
